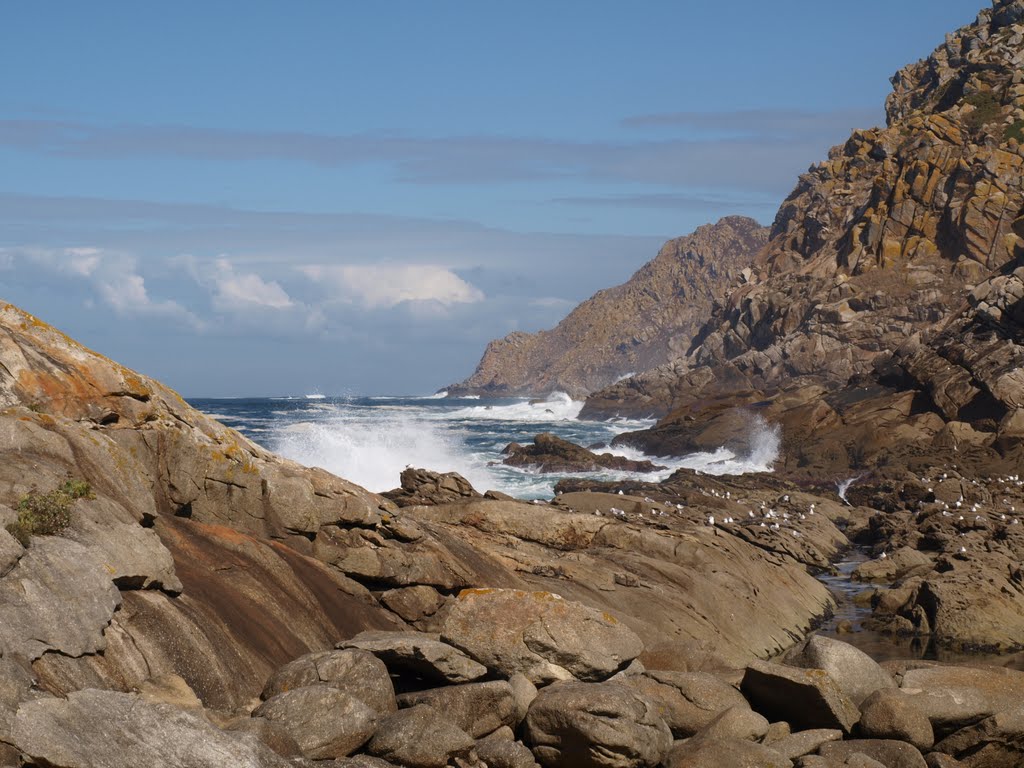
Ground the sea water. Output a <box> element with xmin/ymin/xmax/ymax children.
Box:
<box><xmin>188</xmin><ymin>392</ymin><xmax>780</xmax><ymax>498</ymax></box>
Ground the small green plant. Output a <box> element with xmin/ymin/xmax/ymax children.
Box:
<box><xmin>1005</xmin><ymin>119</ymin><xmax>1024</xmax><ymax>143</ymax></box>
<box><xmin>964</xmin><ymin>91</ymin><xmax>1002</xmax><ymax>133</ymax></box>
<box><xmin>5</xmin><ymin>479</ymin><xmax>92</xmax><ymax>546</ymax></box>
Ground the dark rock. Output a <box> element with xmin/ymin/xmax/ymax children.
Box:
<box><xmin>383</xmin><ymin>467</ymin><xmax>483</xmax><ymax>508</ymax></box>
<box><xmin>501</xmin><ymin>434</ymin><xmax>665</xmax><ymax>474</ymax></box>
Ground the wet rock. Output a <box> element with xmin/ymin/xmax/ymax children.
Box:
<box><xmin>502</xmin><ymin>434</ymin><xmax>665</xmax><ymax>474</ymax></box>
<box><xmin>340</xmin><ymin>630</ymin><xmax>487</xmax><ymax>686</ymax></box>
<box><xmin>442</xmin><ymin>588</ymin><xmax>643</xmax><ymax>684</ymax></box>
<box><xmin>366</xmin><ymin>703</ymin><xmax>476</xmax><ymax>768</ymax></box>
<box><xmin>260</xmin><ymin>648</ymin><xmax>396</xmax><ymax>715</ymax></box>
<box><xmin>524</xmin><ymin>680</ymin><xmax>672</xmax><ymax>768</ymax></box>
<box><xmin>12</xmin><ymin>688</ymin><xmax>292</xmax><ymax>767</ymax></box>
<box><xmin>252</xmin><ymin>685</ymin><xmax>379</xmax><ymax>760</ymax></box>
<box><xmin>741</xmin><ymin>660</ymin><xmax>860</xmax><ymax>734</ymax></box>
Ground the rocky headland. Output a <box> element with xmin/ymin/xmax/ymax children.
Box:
<box><xmin>447</xmin><ymin>216</ymin><xmax>768</xmax><ymax>399</ymax></box>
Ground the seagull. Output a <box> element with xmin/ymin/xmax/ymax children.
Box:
<box><xmin>880</xmin><ymin>552</ymin><xmax>887</xmax><ymax>559</ymax></box>
<box><xmin>707</xmin><ymin>515</ymin><xmax>715</xmax><ymax>526</ymax></box>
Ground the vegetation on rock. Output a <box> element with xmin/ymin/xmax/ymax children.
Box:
<box><xmin>5</xmin><ymin>480</ymin><xmax>92</xmax><ymax>546</ymax></box>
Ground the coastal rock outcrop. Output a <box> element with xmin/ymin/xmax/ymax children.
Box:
<box><xmin>448</xmin><ymin>216</ymin><xmax>768</xmax><ymax>398</ymax></box>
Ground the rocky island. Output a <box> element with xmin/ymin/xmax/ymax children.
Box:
<box><xmin>4</xmin><ymin>1</ymin><xmax>1024</xmax><ymax>767</ymax></box>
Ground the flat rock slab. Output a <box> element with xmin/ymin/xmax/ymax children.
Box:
<box><xmin>366</xmin><ymin>703</ymin><xmax>476</xmax><ymax>768</ymax></box>
<box><xmin>741</xmin><ymin>660</ymin><xmax>860</xmax><ymax>734</ymax></box>
<box><xmin>442</xmin><ymin>588</ymin><xmax>643</xmax><ymax>684</ymax></box>
<box><xmin>788</xmin><ymin>635</ymin><xmax>896</xmax><ymax>706</ymax></box>
<box><xmin>900</xmin><ymin>665</ymin><xmax>1024</xmax><ymax>734</ymax></box>
<box><xmin>261</xmin><ymin>648</ymin><xmax>396</xmax><ymax>715</ymax></box>
<box><xmin>818</xmin><ymin>739</ymin><xmax>927</xmax><ymax>768</ymax></box>
<box><xmin>524</xmin><ymin>680</ymin><xmax>672</xmax><ymax>768</ymax></box>
<box><xmin>12</xmin><ymin>688</ymin><xmax>292</xmax><ymax>768</ymax></box>
<box><xmin>340</xmin><ymin>630</ymin><xmax>487</xmax><ymax>685</ymax></box>
<box><xmin>398</xmin><ymin>680</ymin><xmax>517</xmax><ymax>737</ymax></box>
<box><xmin>0</xmin><ymin>537</ymin><xmax>121</xmax><ymax>660</ymax></box>
<box><xmin>252</xmin><ymin>685</ymin><xmax>378</xmax><ymax>759</ymax></box>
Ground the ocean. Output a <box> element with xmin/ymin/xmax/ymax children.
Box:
<box><xmin>188</xmin><ymin>391</ymin><xmax>781</xmax><ymax>498</ymax></box>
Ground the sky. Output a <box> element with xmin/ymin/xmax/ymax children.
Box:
<box><xmin>0</xmin><ymin>1</ymin><xmax>986</xmax><ymax>397</ymax></box>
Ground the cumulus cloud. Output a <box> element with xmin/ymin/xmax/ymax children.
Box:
<box><xmin>301</xmin><ymin>264</ymin><xmax>485</xmax><ymax>309</ymax></box>
<box><xmin>210</xmin><ymin>258</ymin><xmax>293</xmax><ymax>311</ymax></box>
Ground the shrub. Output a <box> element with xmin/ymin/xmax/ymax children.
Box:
<box><xmin>963</xmin><ymin>91</ymin><xmax>1002</xmax><ymax>133</ymax></box>
<box><xmin>4</xmin><ymin>479</ymin><xmax>92</xmax><ymax>546</ymax></box>
<box><xmin>1005</xmin><ymin>119</ymin><xmax>1024</xmax><ymax>143</ymax></box>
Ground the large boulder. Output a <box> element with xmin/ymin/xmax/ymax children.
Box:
<box><xmin>251</xmin><ymin>685</ymin><xmax>379</xmax><ymax>760</ymax></box>
<box><xmin>442</xmin><ymin>589</ymin><xmax>643</xmax><ymax>684</ymax></box>
<box><xmin>12</xmin><ymin>688</ymin><xmax>291</xmax><ymax>767</ymax></box>
<box><xmin>398</xmin><ymin>680</ymin><xmax>518</xmax><ymax>738</ymax></box>
<box><xmin>339</xmin><ymin>630</ymin><xmax>487</xmax><ymax>687</ymax></box>
<box><xmin>523</xmin><ymin>680</ymin><xmax>672</xmax><ymax>768</ymax></box>
<box><xmin>858</xmin><ymin>689</ymin><xmax>934</xmax><ymax>751</ymax></box>
<box><xmin>741</xmin><ymin>660</ymin><xmax>860</xmax><ymax>734</ymax></box>
<box><xmin>366</xmin><ymin>704</ymin><xmax>477</xmax><ymax>768</ymax></box>
<box><xmin>788</xmin><ymin>636</ymin><xmax>896</xmax><ymax>706</ymax></box>
<box><xmin>899</xmin><ymin>665</ymin><xmax>1024</xmax><ymax>736</ymax></box>
<box><xmin>933</xmin><ymin>705</ymin><xmax>1024</xmax><ymax>767</ymax></box>
<box><xmin>260</xmin><ymin>648</ymin><xmax>396</xmax><ymax>715</ymax></box>
<box><xmin>619</xmin><ymin>672</ymin><xmax>750</xmax><ymax>738</ymax></box>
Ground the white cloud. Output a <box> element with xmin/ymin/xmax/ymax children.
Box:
<box><xmin>210</xmin><ymin>258</ymin><xmax>293</xmax><ymax>311</ymax></box>
<box><xmin>301</xmin><ymin>264</ymin><xmax>484</xmax><ymax>309</ymax></box>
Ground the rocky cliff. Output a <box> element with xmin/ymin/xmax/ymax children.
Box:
<box><xmin>448</xmin><ymin>216</ymin><xmax>767</xmax><ymax>398</ymax></box>
<box><xmin>583</xmin><ymin>0</ymin><xmax>1024</xmax><ymax>475</ymax></box>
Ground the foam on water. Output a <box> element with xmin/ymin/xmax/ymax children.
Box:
<box><xmin>446</xmin><ymin>392</ymin><xmax>583</xmax><ymax>422</ymax></box>
<box><xmin>271</xmin><ymin>411</ymin><xmax>500</xmax><ymax>493</ymax></box>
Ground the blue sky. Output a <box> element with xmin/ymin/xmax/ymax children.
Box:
<box><xmin>0</xmin><ymin>1</ymin><xmax>984</xmax><ymax>396</ymax></box>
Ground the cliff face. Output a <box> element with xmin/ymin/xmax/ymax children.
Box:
<box><xmin>448</xmin><ymin>216</ymin><xmax>767</xmax><ymax>398</ymax></box>
<box><xmin>584</xmin><ymin>0</ymin><xmax>1024</xmax><ymax>430</ymax></box>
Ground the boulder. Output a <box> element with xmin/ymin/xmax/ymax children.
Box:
<box><xmin>692</xmin><ymin>706</ymin><xmax>769</xmax><ymax>743</ymax></box>
<box><xmin>12</xmin><ymin>688</ymin><xmax>292</xmax><ymax>767</ymax></box>
<box><xmin>663</xmin><ymin>738</ymin><xmax>793</xmax><ymax>768</ymax></box>
<box><xmin>501</xmin><ymin>434</ymin><xmax>665</xmax><ymax>474</ymax></box>
<box><xmin>383</xmin><ymin>467</ymin><xmax>483</xmax><ymax>508</ymax></box>
<box><xmin>769</xmin><ymin>729</ymin><xmax>843</xmax><ymax>760</ymax></box>
<box><xmin>788</xmin><ymin>636</ymin><xmax>896</xmax><ymax>706</ymax></box>
<box><xmin>223</xmin><ymin>717</ymin><xmax>302</xmax><ymax>759</ymax></box>
<box><xmin>933</xmin><ymin>704</ymin><xmax>1024</xmax><ymax>766</ymax></box>
<box><xmin>379</xmin><ymin>585</ymin><xmax>447</xmax><ymax>629</ymax></box>
<box><xmin>252</xmin><ymin>685</ymin><xmax>378</xmax><ymax>759</ymax></box>
<box><xmin>398</xmin><ymin>680</ymin><xmax>518</xmax><ymax>738</ymax></box>
<box><xmin>339</xmin><ymin>630</ymin><xmax>487</xmax><ymax>686</ymax></box>
<box><xmin>260</xmin><ymin>648</ymin><xmax>396</xmax><ymax>715</ymax></box>
<box><xmin>476</xmin><ymin>727</ymin><xmax>541</xmax><ymax>768</ymax></box>
<box><xmin>442</xmin><ymin>589</ymin><xmax>643</xmax><ymax>684</ymax></box>
<box><xmin>899</xmin><ymin>666</ymin><xmax>1024</xmax><ymax>735</ymax></box>
<box><xmin>639</xmin><ymin>670</ymin><xmax>751</xmax><ymax>736</ymax></box>
<box><xmin>523</xmin><ymin>680</ymin><xmax>672</xmax><ymax>768</ymax></box>
<box><xmin>818</xmin><ymin>739</ymin><xmax>927</xmax><ymax>768</ymax></box>
<box><xmin>366</xmin><ymin>703</ymin><xmax>476</xmax><ymax>768</ymax></box>
<box><xmin>741</xmin><ymin>660</ymin><xmax>860</xmax><ymax>733</ymax></box>
<box><xmin>858</xmin><ymin>689</ymin><xmax>934</xmax><ymax>751</ymax></box>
